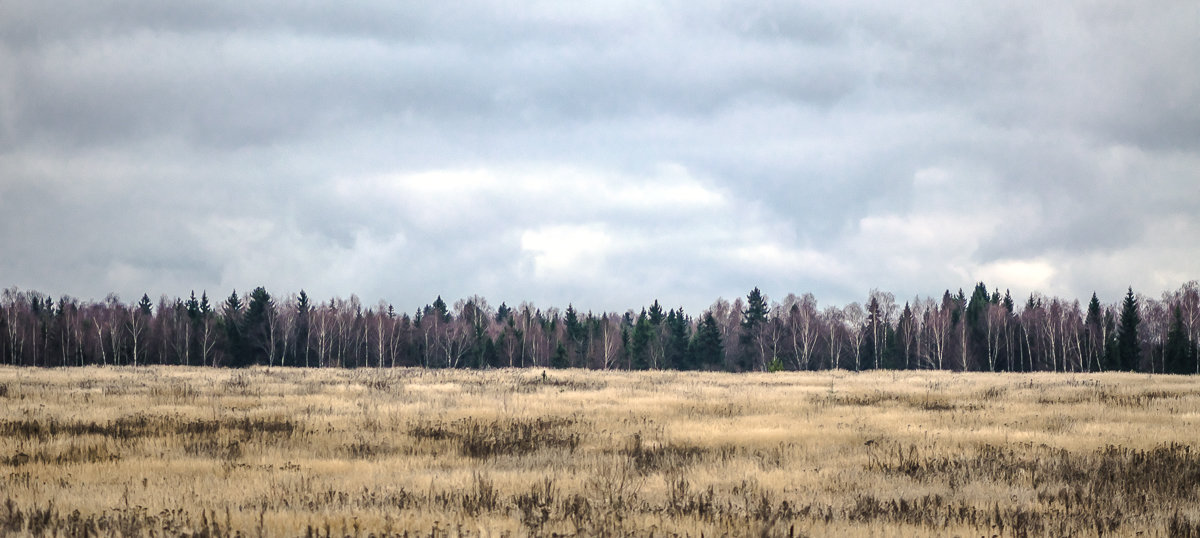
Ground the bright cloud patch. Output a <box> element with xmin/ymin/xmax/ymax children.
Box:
<box><xmin>519</xmin><ymin>224</ymin><xmax>614</xmax><ymax>280</ymax></box>
<box><xmin>974</xmin><ymin>259</ymin><xmax>1058</xmax><ymax>295</ymax></box>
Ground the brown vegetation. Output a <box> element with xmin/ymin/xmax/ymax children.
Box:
<box><xmin>0</xmin><ymin>367</ymin><xmax>1198</xmax><ymax>536</ymax></box>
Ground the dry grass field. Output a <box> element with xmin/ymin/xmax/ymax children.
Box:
<box><xmin>1</xmin><ymin>367</ymin><xmax>1199</xmax><ymax>537</ymax></box>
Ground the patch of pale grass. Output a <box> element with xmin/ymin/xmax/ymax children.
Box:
<box><xmin>1</xmin><ymin>366</ymin><xmax>1199</xmax><ymax>536</ymax></box>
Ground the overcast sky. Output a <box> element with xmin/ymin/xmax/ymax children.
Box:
<box><xmin>2</xmin><ymin>1</ymin><xmax>1198</xmax><ymax>314</ymax></box>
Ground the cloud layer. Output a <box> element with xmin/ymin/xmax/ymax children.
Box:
<box><xmin>2</xmin><ymin>1</ymin><xmax>1197</xmax><ymax>312</ymax></box>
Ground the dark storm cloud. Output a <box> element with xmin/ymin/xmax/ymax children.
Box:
<box><xmin>1</xmin><ymin>1</ymin><xmax>1197</xmax><ymax>312</ymax></box>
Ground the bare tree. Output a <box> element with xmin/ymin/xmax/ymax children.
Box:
<box><xmin>910</xmin><ymin>297</ymin><xmax>932</xmax><ymax>369</ymax></box>
<box><xmin>198</xmin><ymin>300</ymin><xmax>218</xmax><ymax>367</ymax></box>
<box><xmin>1070</xmin><ymin>300</ymin><xmax>1089</xmax><ymax>372</ymax></box>
<box><xmin>1020</xmin><ymin>297</ymin><xmax>1044</xmax><ymax>372</ymax></box>
<box><xmin>783</xmin><ymin>293</ymin><xmax>819</xmax><ymax>370</ymax></box>
<box><xmin>822</xmin><ymin>306</ymin><xmax>844</xmax><ymax>370</ymax></box>
<box><xmin>927</xmin><ymin>295</ymin><xmax>952</xmax><ymax>370</ymax></box>
<box><xmin>1143</xmin><ymin>298</ymin><xmax>1169</xmax><ymax>374</ymax></box>
<box><xmin>1166</xmin><ymin>282</ymin><xmax>1200</xmax><ymax>373</ymax></box>
<box><xmin>867</xmin><ymin>289</ymin><xmax>896</xmax><ymax>370</ymax></box>
<box><xmin>127</xmin><ymin>300</ymin><xmax>149</xmax><ymax>367</ymax></box>
<box><xmin>985</xmin><ymin>302</ymin><xmax>1008</xmax><ymax>372</ymax></box>
<box><xmin>843</xmin><ymin>302</ymin><xmax>865</xmax><ymax>371</ymax></box>
<box><xmin>276</xmin><ymin>294</ymin><xmax>297</xmax><ymax>367</ymax></box>
<box><xmin>264</xmin><ymin>299</ymin><xmax>280</xmax><ymax>368</ymax></box>
<box><xmin>596</xmin><ymin>313</ymin><xmax>621</xmax><ymax>369</ymax></box>
<box><xmin>371</xmin><ymin>300</ymin><xmax>391</xmax><ymax>369</ymax></box>
<box><xmin>312</xmin><ymin>302</ymin><xmax>332</xmax><ymax>368</ymax></box>
<box><xmin>1</xmin><ymin>288</ymin><xmax>23</xmax><ymax>365</ymax></box>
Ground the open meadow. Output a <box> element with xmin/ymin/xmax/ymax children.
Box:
<box><xmin>1</xmin><ymin>367</ymin><xmax>1199</xmax><ymax>537</ymax></box>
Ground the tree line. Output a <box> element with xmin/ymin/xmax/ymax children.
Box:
<box><xmin>1</xmin><ymin>282</ymin><xmax>1198</xmax><ymax>374</ymax></box>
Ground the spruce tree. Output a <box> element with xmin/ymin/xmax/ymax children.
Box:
<box><xmin>865</xmin><ymin>295</ymin><xmax>882</xmax><ymax>370</ymax></box>
<box><xmin>1117</xmin><ymin>287</ymin><xmax>1140</xmax><ymax>372</ymax></box>
<box><xmin>185</xmin><ymin>292</ymin><xmax>200</xmax><ymax>321</ymax></box>
<box><xmin>665</xmin><ymin>309</ymin><xmax>690</xmax><ymax>370</ymax></box>
<box><xmin>1085</xmin><ymin>293</ymin><xmax>1103</xmax><ymax>371</ymax></box>
<box><xmin>1164</xmin><ymin>305</ymin><xmax>1191</xmax><ymax>374</ymax></box>
<box><xmin>551</xmin><ymin>342</ymin><xmax>569</xmax><ymax>369</ymax></box>
<box><xmin>896</xmin><ymin>303</ymin><xmax>914</xmax><ymax>369</ymax></box>
<box><xmin>296</xmin><ymin>290</ymin><xmax>311</xmax><ymax>367</ymax></box>
<box><xmin>740</xmin><ymin>288</ymin><xmax>769</xmax><ymax>371</ymax></box>
<box><xmin>431</xmin><ymin>296</ymin><xmax>450</xmax><ymax>323</ymax></box>
<box><xmin>244</xmin><ymin>287</ymin><xmax>274</xmax><ymax>366</ymax></box>
<box><xmin>965</xmin><ymin>282</ymin><xmax>990</xmax><ymax>371</ymax></box>
<box><xmin>630</xmin><ymin>310</ymin><xmax>652</xmax><ymax>370</ymax></box>
<box><xmin>564</xmin><ymin>304</ymin><xmax>586</xmax><ymax>365</ymax></box>
<box><xmin>648</xmin><ymin>300</ymin><xmax>665</xmax><ymax>326</ymax></box>
<box><xmin>690</xmin><ymin>312</ymin><xmax>724</xmax><ymax>370</ymax></box>
<box><xmin>222</xmin><ymin>290</ymin><xmax>246</xmax><ymax>367</ymax></box>
<box><xmin>137</xmin><ymin>294</ymin><xmax>154</xmax><ymax>316</ymax></box>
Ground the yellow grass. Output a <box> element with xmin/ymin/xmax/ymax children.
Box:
<box><xmin>1</xmin><ymin>367</ymin><xmax>1199</xmax><ymax>537</ymax></box>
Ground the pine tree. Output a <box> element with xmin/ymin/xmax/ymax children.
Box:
<box><xmin>1117</xmin><ymin>287</ymin><xmax>1141</xmax><ymax>372</ymax></box>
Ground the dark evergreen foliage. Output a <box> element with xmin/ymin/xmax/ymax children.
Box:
<box><xmin>1164</xmin><ymin>306</ymin><xmax>1193</xmax><ymax>374</ymax></box>
<box><xmin>738</xmin><ymin>287</ymin><xmax>769</xmax><ymax>371</ymax></box>
<box><xmin>1118</xmin><ymin>287</ymin><xmax>1141</xmax><ymax>372</ymax></box>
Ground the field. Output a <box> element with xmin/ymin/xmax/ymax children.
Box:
<box><xmin>1</xmin><ymin>367</ymin><xmax>1199</xmax><ymax>537</ymax></box>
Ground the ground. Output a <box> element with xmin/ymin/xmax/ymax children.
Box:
<box><xmin>1</xmin><ymin>366</ymin><xmax>1198</xmax><ymax>537</ymax></box>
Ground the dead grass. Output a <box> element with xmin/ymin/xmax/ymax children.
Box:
<box><xmin>0</xmin><ymin>367</ymin><xmax>1197</xmax><ymax>536</ymax></box>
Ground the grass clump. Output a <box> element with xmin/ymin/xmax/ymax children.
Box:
<box><xmin>409</xmin><ymin>416</ymin><xmax>584</xmax><ymax>459</ymax></box>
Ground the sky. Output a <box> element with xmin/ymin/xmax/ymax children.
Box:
<box><xmin>1</xmin><ymin>1</ymin><xmax>1198</xmax><ymax>314</ymax></box>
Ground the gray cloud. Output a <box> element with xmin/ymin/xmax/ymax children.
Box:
<box><xmin>1</xmin><ymin>1</ymin><xmax>1197</xmax><ymax>312</ymax></box>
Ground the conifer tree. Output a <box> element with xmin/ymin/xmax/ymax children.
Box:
<box><xmin>690</xmin><ymin>312</ymin><xmax>723</xmax><ymax>370</ymax></box>
<box><xmin>244</xmin><ymin>287</ymin><xmax>274</xmax><ymax>366</ymax></box>
<box><xmin>551</xmin><ymin>342</ymin><xmax>569</xmax><ymax>369</ymax></box>
<box><xmin>1164</xmin><ymin>305</ymin><xmax>1192</xmax><ymax>374</ymax></box>
<box><xmin>630</xmin><ymin>310</ymin><xmax>652</xmax><ymax>370</ymax></box>
<box><xmin>222</xmin><ymin>290</ymin><xmax>246</xmax><ymax>367</ymax></box>
<box><xmin>665</xmin><ymin>308</ymin><xmax>690</xmax><ymax>370</ymax></box>
<box><xmin>296</xmin><ymin>290</ymin><xmax>311</xmax><ymax>367</ymax></box>
<box><xmin>965</xmin><ymin>282</ymin><xmax>990</xmax><ymax>371</ymax></box>
<box><xmin>1117</xmin><ymin>287</ymin><xmax>1140</xmax><ymax>371</ymax></box>
<box><xmin>740</xmin><ymin>288</ymin><xmax>769</xmax><ymax>371</ymax></box>
<box><xmin>137</xmin><ymin>294</ymin><xmax>154</xmax><ymax>316</ymax></box>
<box><xmin>564</xmin><ymin>304</ymin><xmax>586</xmax><ymax>366</ymax></box>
